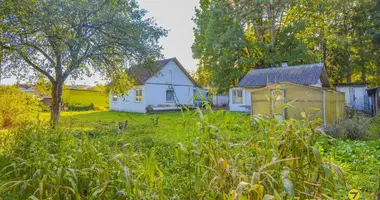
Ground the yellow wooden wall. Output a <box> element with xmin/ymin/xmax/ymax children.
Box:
<box><xmin>250</xmin><ymin>82</ymin><xmax>345</xmax><ymax>124</ymax></box>
<box><xmin>325</xmin><ymin>90</ymin><xmax>346</xmax><ymax>124</ymax></box>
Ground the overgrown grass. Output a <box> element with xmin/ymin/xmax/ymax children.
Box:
<box><xmin>0</xmin><ymin>110</ymin><xmax>378</xmax><ymax>199</ymax></box>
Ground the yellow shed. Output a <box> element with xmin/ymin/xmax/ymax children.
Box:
<box><xmin>251</xmin><ymin>82</ymin><xmax>345</xmax><ymax>126</ymax></box>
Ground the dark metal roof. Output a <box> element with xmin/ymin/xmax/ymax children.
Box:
<box><xmin>129</xmin><ymin>57</ymin><xmax>199</xmax><ymax>87</ymax></box>
<box><xmin>335</xmin><ymin>82</ymin><xmax>368</xmax><ymax>87</ymax></box>
<box><xmin>367</xmin><ymin>86</ymin><xmax>380</xmax><ymax>93</ymax></box>
<box><xmin>237</xmin><ymin>63</ymin><xmax>330</xmax><ymax>87</ymax></box>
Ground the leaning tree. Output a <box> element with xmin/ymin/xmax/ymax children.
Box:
<box><xmin>0</xmin><ymin>0</ymin><xmax>167</xmax><ymax>126</ymax></box>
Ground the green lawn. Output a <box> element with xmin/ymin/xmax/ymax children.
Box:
<box><xmin>54</xmin><ymin>110</ymin><xmax>249</xmax><ymax>144</ymax></box>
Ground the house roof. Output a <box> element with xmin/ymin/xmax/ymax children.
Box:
<box><xmin>367</xmin><ymin>86</ymin><xmax>380</xmax><ymax>93</ymax></box>
<box><xmin>129</xmin><ymin>57</ymin><xmax>198</xmax><ymax>87</ymax></box>
<box><xmin>237</xmin><ymin>63</ymin><xmax>330</xmax><ymax>87</ymax></box>
<box><xmin>335</xmin><ymin>82</ymin><xmax>368</xmax><ymax>87</ymax></box>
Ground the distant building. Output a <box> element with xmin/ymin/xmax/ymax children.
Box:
<box><xmin>367</xmin><ymin>86</ymin><xmax>380</xmax><ymax>116</ymax></box>
<box><xmin>335</xmin><ymin>83</ymin><xmax>369</xmax><ymax>112</ymax></box>
<box><xmin>19</xmin><ymin>84</ymin><xmax>52</xmax><ymax>106</ymax></box>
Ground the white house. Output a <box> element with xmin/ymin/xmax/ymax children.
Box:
<box><xmin>110</xmin><ymin>57</ymin><xmax>201</xmax><ymax>113</ymax></box>
<box><xmin>229</xmin><ymin>63</ymin><xmax>330</xmax><ymax>112</ymax></box>
<box><xmin>335</xmin><ymin>83</ymin><xmax>369</xmax><ymax>112</ymax></box>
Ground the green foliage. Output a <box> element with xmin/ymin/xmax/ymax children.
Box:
<box><xmin>34</xmin><ymin>77</ymin><xmax>51</xmax><ymax>96</ymax></box>
<box><xmin>67</xmin><ymin>103</ymin><xmax>94</xmax><ymax>112</ymax></box>
<box><xmin>320</xmin><ymin>139</ymin><xmax>380</xmax><ymax>198</ymax></box>
<box><xmin>1</xmin><ymin>0</ymin><xmax>167</xmax><ymax>124</ymax></box>
<box><xmin>0</xmin><ymin>109</ymin><xmax>351</xmax><ymax>199</ymax></box>
<box><xmin>193</xmin><ymin>0</ymin><xmax>380</xmax><ymax>89</ymax></box>
<box><xmin>0</xmin><ymin>86</ymin><xmax>41</xmax><ymax>129</ymax></box>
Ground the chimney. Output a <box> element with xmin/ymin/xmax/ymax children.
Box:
<box><xmin>282</xmin><ymin>61</ymin><xmax>288</xmax><ymax>67</ymax></box>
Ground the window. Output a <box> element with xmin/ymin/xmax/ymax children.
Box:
<box><xmin>166</xmin><ymin>90</ymin><xmax>174</xmax><ymax>102</ymax></box>
<box><xmin>112</xmin><ymin>95</ymin><xmax>118</xmax><ymax>102</ymax></box>
<box><xmin>135</xmin><ymin>88</ymin><xmax>143</xmax><ymax>102</ymax></box>
<box><xmin>232</xmin><ymin>89</ymin><xmax>243</xmax><ymax>104</ymax></box>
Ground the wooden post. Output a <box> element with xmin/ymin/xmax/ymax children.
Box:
<box><xmin>323</xmin><ymin>89</ymin><xmax>327</xmax><ymax>128</ymax></box>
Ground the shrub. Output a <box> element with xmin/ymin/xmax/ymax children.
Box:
<box><xmin>39</xmin><ymin>102</ymin><xmax>50</xmax><ymax>112</ymax></box>
<box><xmin>368</xmin><ymin>114</ymin><xmax>380</xmax><ymax>139</ymax></box>
<box><xmin>67</xmin><ymin>103</ymin><xmax>94</xmax><ymax>111</ymax></box>
<box><xmin>0</xmin><ymin>86</ymin><xmax>41</xmax><ymax>129</ymax></box>
<box><xmin>94</xmin><ymin>106</ymin><xmax>107</xmax><ymax>111</ymax></box>
<box><xmin>326</xmin><ymin>114</ymin><xmax>375</xmax><ymax>140</ymax></box>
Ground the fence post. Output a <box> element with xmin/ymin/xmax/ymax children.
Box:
<box><xmin>323</xmin><ymin>89</ymin><xmax>326</xmax><ymax>128</ymax></box>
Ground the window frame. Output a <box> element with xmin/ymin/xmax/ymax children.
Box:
<box><xmin>232</xmin><ymin>89</ymin><xmax>243</xmax><ymax>104</ymax></box>
<box><xmin>166</xmin><ymin>90</ymin><xmax>175</xmax><ymax>102</ymax></box>
<box><xmin>112</xmin><ymin>95</ymin><xmax>118</xmax><ymax>102</ymax></box>
<box><xmin>135</xmin><ymin>88</ymin><xmax>143</xmax><ymax>102</ymax></box>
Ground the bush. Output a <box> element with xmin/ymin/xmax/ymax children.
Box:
<box><xmin>67</xmin><ymin>103</ymin><xmax>94</xmax><ymax>111</ymax></box>
<box><xmin>0</xmin><ymin>86</ymin><xmax>41</xmax><ymax>129</ymax></box>
<box><xmin>94</xmin><ymin>106</ymin><xmax>107</xmax><ymax>111</ymax></box>
<box><xmin>326</xmin><ymin>114</ymin><xmax>376</xmax><ymax>140</ymax></box>
<box><xmin>368</xmin><ymin>114</ymin><xmax>380</xmax><ymax>139</ymax></box>
<box><xmin>39</xmin><ymin>102</ymin><xmax>50</xmax><ymax>112</ymax></box>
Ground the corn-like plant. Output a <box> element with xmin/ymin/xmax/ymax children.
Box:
<box><xmin>0</xmin><ymin>100</ymin><xmax>346</xmax><ymax>199</ymax></box>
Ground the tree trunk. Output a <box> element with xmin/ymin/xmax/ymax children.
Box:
<box><xmin>50</xmin><ymin>81</ymin><xmax>63</xmax><ymax>127</ymax></box>
<box><xmin>268</xmin><ymin>2</ymin><xmax>275</xmax><ymax>47</ymax></box>
<box><xmin>360</xmin><ymin>50</ymin><xmax>366</xmax><ymax>82</ymax></box>
<box><xmin>344</xmin><ymin>41</ymin><xmax>351</xmax><ymax>83</ymax></box>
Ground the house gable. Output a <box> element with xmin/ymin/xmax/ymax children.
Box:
<box><xmin>145</xmin><ymin>58</ymin><xmax>196</xmax><ymax>86</ymax></box>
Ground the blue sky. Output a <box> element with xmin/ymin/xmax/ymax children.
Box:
<box><xmin>1</xmin><ymin>0</ymin><xmax>199</xmax><ymax>85</ymax></box>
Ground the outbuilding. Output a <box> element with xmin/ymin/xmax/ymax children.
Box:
<box><xmin>335</xmin><ymin>83</ymin><xmax>369</xmax><ymax>112</ymax></box>
<box><xmin>229</xmin><ymin>63</ymin><xmax>330</xmax><ymax>112</ymax></box>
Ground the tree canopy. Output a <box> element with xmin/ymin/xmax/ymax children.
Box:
<box><xmin>192</xmin><ymin>0</ymin><xmax>380</xmax><ymax>90</ymax></box>
<box><xmin>0</xmin><ymin>0</ymin><xmax>167</xmax><ymax>125</ymax></box>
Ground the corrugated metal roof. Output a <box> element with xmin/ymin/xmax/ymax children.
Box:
<box><xmin>237</xmin><ymin>63</ymin><xmax>329</xmax><ymax>87</ymax></box>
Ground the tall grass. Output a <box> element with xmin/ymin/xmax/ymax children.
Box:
<box><xmin>0</xmin><ymin>108</ymin><xmax>346</xmax><ymax>199</ymax></box>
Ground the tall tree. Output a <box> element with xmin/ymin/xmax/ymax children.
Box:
<box><xmin>193</xmin><ymin>0</ymin><xmax>380</xmax><ymax>88</ymax></box>
<box><xmin>192</xmin><ymin>0</ymin><xmax>250</xmax><ymax>89</ymax></box>
<box><xmin>0</xmin><ymin>0</ymin><xmax>167</xmax><ymax>126</ymax></box>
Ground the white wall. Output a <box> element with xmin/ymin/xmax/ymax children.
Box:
<box><xmin>145</xmin><ymin>84</ymin><xmax>194</xmax><ymax>106</ymax></box>
<box><xmin>212</xmin><ymin>94</ymin><xmax>228</xmax><ymax>106</ymax></box>
<box><xmin>336</xmin><ymin>85</ymin><xmax>368</xmax><ymax>111</ymax></box>
<box><xmin>229</xmin><ymin>87</ymin><xmax>252</xmax><ymax>112</ymax></box>
<box><xmin>110</xmin><ymin>59</ymin><xmax>197</xmax><ymax>113</ymax></box>
<box><xmin>109</xmin><ymin>86</ymin><xmax>147</xmax><ymax>113</ymax></box>
<box><xmin>144</xmin><ymin>59</ymin><xmax>195</xmax><ymax>106</ymax></box>
<box><xmin>146</xmin><ymin>60</ymin><xmax>193</xmax><ymax>86</ymax></box>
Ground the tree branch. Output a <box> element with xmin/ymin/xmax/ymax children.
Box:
<box><xmin>32</xmin><ymin>45</ymin><xmax>56</xmax><ymax>65</ymax></box>
<box><xmin>18</xmin><ymin>49</ymin><xmax>56</xmax><ymax>83</ymax></box>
